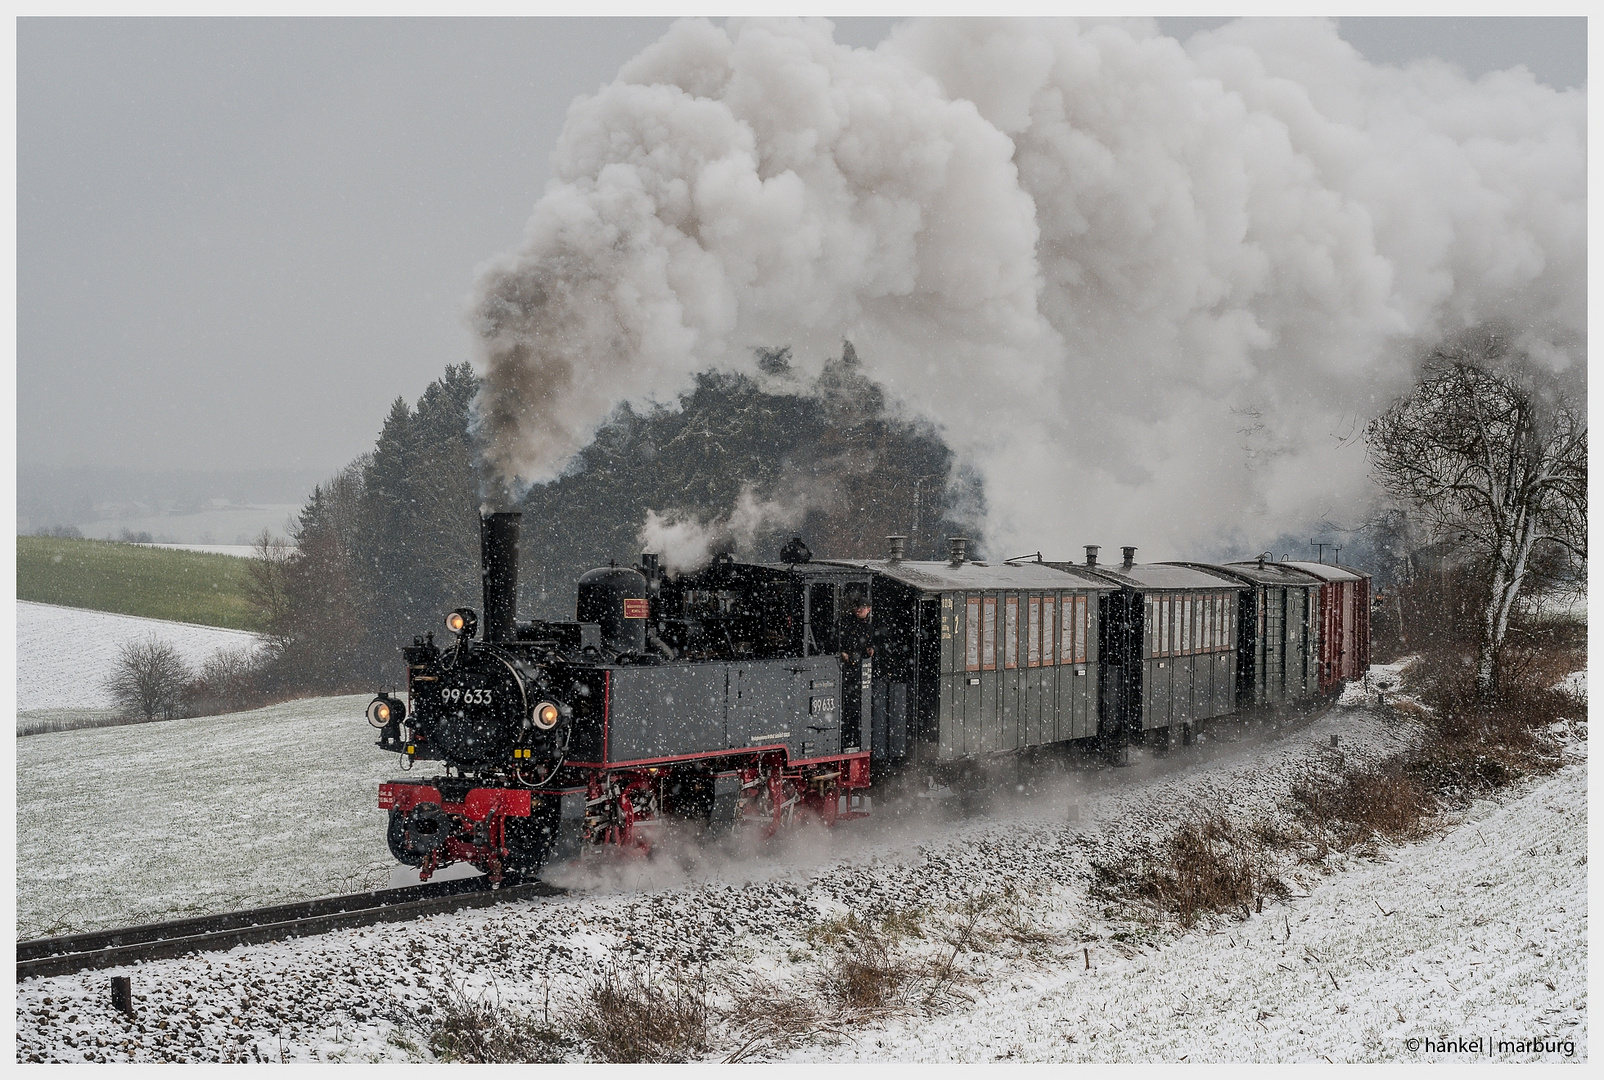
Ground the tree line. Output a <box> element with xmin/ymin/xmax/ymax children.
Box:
<box><xmin>244</xmin><ymin>347</ymin><xmax>976</xmax><ymax>693</ymax></box>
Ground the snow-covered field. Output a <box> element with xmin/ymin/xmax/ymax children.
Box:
<box><xmin>14</xmin><ymin>681</ymin><xmax>1588</xmax><ymax>1063</ymax></box>
<box><xmin>16</xmin><ymin>601</ymin><xmax>263</xmax><ymax>716</ymax></box>
<box><xmin>16</xmin><ymin>694</ymin><xmax>397</xmax><ymax>938</ymax></box>
<box><xmin>134</xmin><ymin>543</ymin><xmax>259</xmax><ymax>558</ymax></box>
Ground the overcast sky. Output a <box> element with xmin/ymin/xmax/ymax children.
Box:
<box><xmin>16</xmin><ymin>16</ymin><xmax>1587</xmax><ymax>482</ymax></box>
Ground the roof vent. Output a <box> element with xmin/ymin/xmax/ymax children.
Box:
<box><xmin>1084</xmin><ymin>545</ymin><xmax>1099</xmax><ymax>567</ymax></box>
<box><xmin>947</xmin><ymin>536</ymin><xmax>969</xmax><ymax>567</ymax></box>
<box><xmin>886</xmin><ymin>535</ymin><xmax>907</xmax><ymax>563</ymax></box>
<box><xmin>1122</xmin><ymin>546</ymin><xmax>1137</xmax><ymax>570</ymax></box>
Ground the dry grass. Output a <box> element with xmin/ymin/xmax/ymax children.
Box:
<box><xmin>1124</xmin><ymin>817</ymin><xmax>1286</xmax><ymax>928</ymax></box>
<box><xmin>1291</xmin><ymin>760</ymin><xmax>1434</xmax><ymax>858</ymax></box>
<box><xmin>569</xmin><ymin>961</ymin><xmax>712</xmax><ymax>1063</ymax></box>
<box><xmin>723</xmin><ymin>979</ymin><xmax>844</xmax><ymax>1063</ymax></box>
<box><xmin>407</xmin><ymin>983</ymin><xmax>574</xmax><ymax>1064</ymax></box>
<box><xmin>1097</xmin><ymin>642</ymin><xmax>1583</xmax><ymax>928</ymax></box>
<box><xmin>810</xmin><ymin>908</ymin><xmax>928</xmax><ymax>1017</ymax></box>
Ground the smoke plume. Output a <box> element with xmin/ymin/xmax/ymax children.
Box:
<box><xmin>639</xmin><ymin>482</ymin><xmax>814</xmax><ymax>573</ymax></box>
<box><xmin>472</xmin><ymin>17</ymin><xmax>1584</xmax><ymax>558</ymax></box>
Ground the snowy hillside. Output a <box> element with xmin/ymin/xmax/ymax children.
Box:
<box><xmin>16</xmin><ymin>601</ymin><xmax>263</xmax><ymax>714</ymax></box>
<box><xmin>16</xmin><ymin>693</ymin><xmax>397</xmax><ymax>938</ymax></box>
<box><xmin>798</xmin><ymin>758</ymin><xmax>1588</xmax><ymax>1063</ymax></box>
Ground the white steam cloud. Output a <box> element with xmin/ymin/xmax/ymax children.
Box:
<box><xmin>472</xmin><ymin>16</ymin><xmax>1584</xmax><ymax>558</ymax></box>
<box><xmin>639</xmin><ymin>482</ymin><xmax>813</xmax><ymax>573</ymax></box>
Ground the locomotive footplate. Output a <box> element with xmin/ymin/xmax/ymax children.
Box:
<box><xmin>379</xmin><ymin>781</ymin><xmax>543</xmax><ymax>885</ymax></box>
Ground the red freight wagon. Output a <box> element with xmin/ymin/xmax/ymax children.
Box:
<box><xmin>1282</xmin><ymin>562</ymin><xmax>1371</xmax><ymax>693</ymax></box>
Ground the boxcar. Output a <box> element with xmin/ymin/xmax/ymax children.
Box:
<box><xmin>1281</xmin><ymin>562</ymin><xmax>1372</xmax><ymax>693</ymax></box>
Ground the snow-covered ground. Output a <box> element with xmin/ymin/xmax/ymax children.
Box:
<box><xmin>15</xmin><ymin>694</ymin><xmax>396</xmax><ymax>939</ymax></box>
<box><xmin>802</xmin><ymin>757</ymin><xmax>1587</xmax><ymax>1063</ymax></box>
<box><xmin>14</xmin><ymin>682</ymin><xmax>1587</xmax><ymax>1063</ymax></box>
<box><xmin>16</xmin><ymin>601</ymin><xmax>263</xmax><ymax>715</ymax></box>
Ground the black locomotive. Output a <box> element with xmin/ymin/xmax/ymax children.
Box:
<box><xmin>371</xmin><ymin>515</ymin><xmax>1370</xmax><ymax>884</ymax></box>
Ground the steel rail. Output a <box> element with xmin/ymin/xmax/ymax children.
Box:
<box><xmin>17</xmin><ymin>877</ymin><xmax>565</xmax><ymax>981</ymax></box>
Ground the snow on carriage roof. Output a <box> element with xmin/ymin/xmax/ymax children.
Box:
<box><xmin>1178</xmin><ymin>560</ymin><xmax>1328</xmax><ymax>586</ymax></box>
<box><xmin>819</xmin><ymin>558</ymin><xmax>1116</xmax><ymax>593</ymax></box>
<box><xmin>1279</xmin><ymin>561</ymin><xmax>1371</xmax><ymax>583</ymax></box>
<box><xmin>1046</xmin><ymin>562</ymin><xmax>1243</xmax><ymax>591</ymax></box>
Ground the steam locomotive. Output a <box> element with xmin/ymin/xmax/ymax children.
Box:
<box><xmin>370</xmin><ymin>515</ymin><xmax>1370</xmax><ymax>884</ymax></box>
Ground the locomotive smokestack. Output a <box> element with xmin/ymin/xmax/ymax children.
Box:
<box><xmin>886</xmin><ymin>535</ymin><xmax>907</xmax><ymax>563</ymax></box>
<box><xmin>1122</xmin><ymin>546</ymin><xmax>1137</xmax><ymax>570</ymax></box>
<box><xmin>480</xmin><ymin>511</ymin><xmax>520</xmax><ymax>642</ymax></box>
<box><xmin>947</xmin><ymin>536</ymin><xmax>969</xmax><ymax>566</ymax></box>
<box><xmin>1085</xmin><ymin>545</ymin><xmax>1099</xmax><ymax>567</ymax></box>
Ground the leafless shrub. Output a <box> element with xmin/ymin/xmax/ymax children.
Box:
<box><xmin>569</xmin><ymin>960</ymin><xmax>711</xmax><ymax>1063</ymax></box>
<box><xmin>103</xmin><ymin>636</ymin><xmax>192</xmax><ymax>721</ymax></box>
<box><xmin>1411</xmin><ymin>688</ymin><xmax>1574</xmax><ymax>802</ymax></box>
<box><xmin>185</xmin><ymin>645</ymin><xmax>270</xmax><ymax>716</ymax></box>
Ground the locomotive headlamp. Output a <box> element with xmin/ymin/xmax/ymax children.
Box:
<box><xmin>532</xmin><ymin>701</ymin><xmax>561</xmax><ymax>730</ymax></box>
<box><xmin>366</xmin><ymin>695</ymin><xmax>405</xmax><ymax>728</ymax></box>
<box><xmin>446</xmin><ymin>608</ymin><xmax>478</xmax><ymax>638</ymax></box>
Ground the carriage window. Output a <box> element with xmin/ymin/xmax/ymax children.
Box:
<box><xmin>1075</xmin><ymin>595</ymin><xmax>1089</xmax><ymax>663</ymax></box>
<box><xmin>1027</xmin><ymin>596</ymin><xmax>1041</xmax><ymax>667</ymax></box>
<box><xmin>1042</xmin><ymin>596</ymin><xmax>1056</xmax><ymax>665</ymax></box>
<box><xmin>1060</xmin><ymin>595</ymin><xmax>1074</xmax><ymax>664</ymax></box>
<box><xmin>965</xmin><ymin>597</ymin><xmax>980</xmax><ymax>671</ymax></box>
<box><xmin>983</xmin><ymin>596</ymin><xmax>997</xmax><ymax>671</ymax></box>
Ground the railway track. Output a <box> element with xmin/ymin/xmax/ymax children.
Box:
<box><xmin>17</xmin><ymin>877</ymin><xmax>565</xmax><ymax>981</ymax></box>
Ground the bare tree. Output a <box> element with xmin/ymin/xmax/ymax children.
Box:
<box><xmin>105</xmin><ymin>636</ymin><xmax>193</xmax><ymax>721</ymax></box>
<box><xmin>1366</xmin><ymin>332</ymin><xmax>1586</xmax><ymax>697</ymax></box>
<box><xmin>244</xmin><ymin>527</ymin><xmax>295</xmax><ymax>646</ymax></box>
